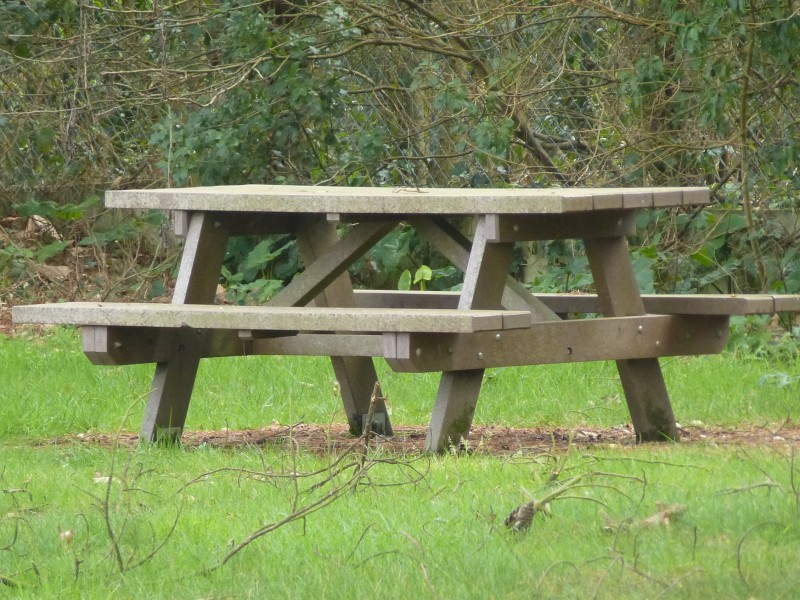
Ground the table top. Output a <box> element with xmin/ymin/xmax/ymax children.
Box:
<box><xmin>105</xmin><ymin>185</ymin><xmax>710</xmax><ymax>215</ymax></box>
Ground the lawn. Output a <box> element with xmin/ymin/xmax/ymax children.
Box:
<box><xmin>1</xmin><ymin>327</ymin><xmax>799</xmax><ymax>598</ymax></box>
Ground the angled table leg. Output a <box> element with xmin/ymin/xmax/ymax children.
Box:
<box><xmin>584</xmin><ymin>236</ymin><xmax>679</xmax><ymax>441</ymax></box>
<box><xmin>141</xmin><ymin>212</ymin><xmax>230</xmax><ymax>442</ymax></box>
<box><xmin>425</xmin><ymin>217</ymin><xmax>514</xmax><ymax>452</ymax></box>
<box><xmin>293</xmin><ymin>218</ymin><xmax>394</xmax><ymax>436</ymax></box>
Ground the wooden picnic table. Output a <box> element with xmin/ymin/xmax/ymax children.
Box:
<box><xmin>15</xmin><ymin>185</ymin><xmax>742</xmax><ymax>451</ymax></box>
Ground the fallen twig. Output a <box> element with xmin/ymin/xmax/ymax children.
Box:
<box><xmin>505</xmin><ymin>471</ymin><xmax>645</xmax><ymax>531</ymax></box>
<box><xmin>203</xmin><ymin>381</ymin><xmax>426</xmax><ymax>573</ymax></box>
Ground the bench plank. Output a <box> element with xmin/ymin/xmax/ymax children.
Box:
<box><xmin>352</xmin><ymin>290</ymin><xmax>800</xmax><ymax>316</ymax></box>
<box><xmin>536</xmin><ymin>293</ymin><xmax>795</xmax><ymax>315</ymax></box>
<box><xmin>13</xmin><ymin>302</ymin><xmax>531</xmax><ymax>333</ymax></box>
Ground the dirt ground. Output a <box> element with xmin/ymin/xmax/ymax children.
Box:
<box><xmin>43</xmin><ymin>422</ymin><xmax>800</xmax><ymax>455</ymax></box>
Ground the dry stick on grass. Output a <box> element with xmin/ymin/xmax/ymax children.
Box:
<box><xmin>736</xmin><ymin>521</ymin><xmax>787</xmax><ymax>590</ymax></box>
<box><xmin>205</xmin><ymin>382</ymin><xmax>424</xmax><ymax>572</ymax></box>
<box><xmin>505</xmin><ymin>471</ymin><xmax>645</xmax><ymax>531</ymax></box>
<box><xmin>79</xmin><ymin>394</ymin><xmax>182</xmax><ymax>573</ymax></box>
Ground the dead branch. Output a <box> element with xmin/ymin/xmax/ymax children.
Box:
<box><xmin>505</xmin><ymin>470</ymin><xmax>645</xmax><ymax>531</ymax></box>
<box><xmin>203</xmin><ymin>381</ymin><xmax>425</xmax><ymax>572</ymax></box>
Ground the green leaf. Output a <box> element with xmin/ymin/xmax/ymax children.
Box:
<box><xmin>241</xmin><ymin>239</ymin><xmax>292</xmax><ymax>281</ymax></box>
<box><xmin>413</xmin><ymin>265</ymin><xmax>432</xmax><ymax>284</ymax></box>
<box><xmin>398</xmin><ymin>269</ymin><xmax>411</xmax><ymax>291</ymax></box>
<box><xmin>691</xmin><ymin>251</ymin><xmax>714</xmax><ymax>268</ymax></box>
<box><xmin>35</xmin><ymin>240</ymin><xmax>70</xmax><ymax>262</ymax></box>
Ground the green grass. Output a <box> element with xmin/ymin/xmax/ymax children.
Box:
<box><xmin>2</xmin><ymin>327</ymin><xmax>800</xmax><ymax>598</ymax></box>
<box><xmin>2</xmin><ymin>328</ymin><xmax>799</xmax><ymax>438</ymax></box>
<box><xmin>1</xmin><ymin>443</ymin><xmax>799</xmax><ymax>598</ymax></box>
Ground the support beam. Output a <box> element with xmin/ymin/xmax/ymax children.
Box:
<box><xmin>411</xmin><ymin>217</ymin><xmax>560</xmax><ymax>321</ymax></box>
<box><xmin>425</xmin><ymin>217</ymin><xmax>514</xmax><ymax>452</ymax></box>
<box><xmin>384</xmin><ymin>315</ymin><xmax>729</xmax><ymax>371</ymax></box>
<box><xmin>585</xmin><ymin>236</ymin><xmax>679</xmax><ymax>442</ymax></box>
<box><xmin>141</xmin><ymin>213</ymin><xmax>229</xmax><ymax>443</ymax></box>
<box><xmin>484</xmin><ymin>210</ymin><xmax>636</xmax><ymax>242</ymax></box>
<box><xmin>269</xmin><ymin>220</ymin><xmax>396</xmax><ymax>309</ymax></box>
<box><xmin>292</xmin><ymin>218</ymin><xmax>394</xmax><ymax>436</ymax></box>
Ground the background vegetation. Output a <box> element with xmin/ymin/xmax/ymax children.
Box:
<box><xmin>1</xmin><ymin>1</ymin><xmax>798</xmax><ymax>305</ymax></box>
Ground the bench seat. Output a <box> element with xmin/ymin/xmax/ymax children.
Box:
<box><xmin>353</xmin><ymin>290</ymin><xmax>800</xmax><ymax>316</ymax></box>
<box><xmin>12</xmin><ymin>302</ymin><xmax>532</xmax><ymax>334</ymax></box>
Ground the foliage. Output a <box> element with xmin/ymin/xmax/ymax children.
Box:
<box><xmin>1</xmin><ymin>0</ymin><xmax>799</xmax><ymax>303</ymax></box>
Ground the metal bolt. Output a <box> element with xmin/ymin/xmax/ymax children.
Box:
<box><xmin>113</xmin><ymin>341</ymin><xmax>123</xmax><ymax>349</ymax></box>
<box><xmin>415</xmin><ymin>347</ymin><xmax>422</xmax><ymax>357</ymax></box>
<box><xmin>214</xmin><ymin>221</ymin><xmax>222</xmax><ymax>228</ymax></box>
<box><xmin>637</xmin><ymin>325</ymin><xmax>644</xmax><ymax>333</ymax></box>
<box><xmin>495</xmin><ymin>333</ymin><xmax>501</xmax><ymax>341</ymax></box>
<box><xmin>447</xmin><ymin>347</ymin><xmax>453</xmax><ymax>354</ymax></box>
<box><xmin>477</xmin><ymin>352</ymin><xmax>484</xmax><ymax>360</ymax></box>
<box><xmin>655</xmin><ymin>340</ymin><xmax>660</xmax><ymax>347</ymax></box>
<box><xmin>513</xmin><ymin>224</ymin><xmax>520</xmax><ymax>232</ymax></box>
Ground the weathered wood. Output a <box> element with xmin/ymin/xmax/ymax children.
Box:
<box><xmin>585</xmin><ymin>236</ymin><xmax>679</xmax><ymax>442</ymax></box>
<box><xmin>15</xmin><ymin>183</ymin><xmax>734</xmax><ymax>451</ymax></box>
<box><xmin>522</xmin><ymin>293</ymin><xmax>790</xmax><ymax>316</ymax></box>
<box><xmin>410</xmin><ymin>217</ymin><xmax>561</xmax><ymax>322</ymax></box>
<box><xmin>83</xmin><ymin>326</ymin><xmax>175</xmax><ymax>366</ymax></box>
<box><xmin>268</xmin><ymin>220</ymin><xmax>397</xmax><ymax>308</ymax></box>
<box><xmin>383</xmin><ymin>315</ymin><xmax>730</xmax><ymax>372</ymax></box>
<box><xmin>352</xmin><ymin>291</ymin><xmax>800</xmax><ymax>315</ymax></box>
<box><xmin>80</xmin><ymin>328</ymin><xmax>382</xmax><ymax>365</ymax></box>
<box><xmin>484</xmin><ymin>210</ymin><xmax>637</xmax><ymax>242</ymax></box>
<box><xmin>144</xmin><ymin>212</ymin><xmax>229</xmax><ymax>443</ymax></box>
<box><xmin>292</xmin><ymin>219</ymin><xmax>389</xmax><ymax>436</ymax></box>
<box><xmin>425</xmin><ymin>216</ymin><xmax>515</xmax><ymax>452</ymax></box>
<box><xmin>106</xmin><ymin>185</ymin><xmax>709</xmax><ymax>215</ymax></box>
<box><xmin>14</xmin><ymin>302</ymin><xmax>532</xmax><ymax>333</ymax></box>
<box><xmin>251</xmin><ymin>333</ymin><xmax>382</xmax><ymax>359</ymax></box>
<box><xmin>354</xmin><ymin>290</ymin><xmax>461</xmax><ymax>310</ymax></box>
<box><xmin>774</xmin><ymin>295</ymin><xmax>800</xmax><ymax>313</ymax></box>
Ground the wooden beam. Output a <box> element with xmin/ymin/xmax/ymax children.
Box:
<box><xmin>484</xmin><ymin>210</ymin><xmax>636</xmax><ymax>242</ymax></box>
<box><xmin>425</xmin><ymin>216</ymin><xmax>515</xmax><ymax>452</ymax></box>
<box><xmin>143</xmin><ymin>212</ymin><xmax>229</xmax><ymax>443</ymax></box>
<box><xmin>268</xmin><ymin>219</ymin><xmax>397</xmax><ymax>308</ymax></box>
<box><xmin>384</xmin><ymin>315</ymin><xmax>730</xmax><ymax>372</ymax></box>
<box><xmin>81</xmin><ymin>328</ymin><xmax>382</xmax><ymax>365</ymax></box>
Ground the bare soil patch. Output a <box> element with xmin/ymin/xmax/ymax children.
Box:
<box><xmin>41</xmin><ymin>422</ymin><xmax>800</xmax><ymax>455</ymax></box>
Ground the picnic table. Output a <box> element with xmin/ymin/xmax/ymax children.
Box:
<box><xmin>15</xmin><ymin>184</ymin><xmax>783</xmax><ymax>451</ymax></box>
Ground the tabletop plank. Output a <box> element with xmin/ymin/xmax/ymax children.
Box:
<box><xmin>13</xmin><ymin>302</ymin><xmax>532</xmax><ymax>333</ymax></box>
<box><xmin>105</xmin><ymin>185</ymin><xmax>709</xmax><ymax>214</ymax></box>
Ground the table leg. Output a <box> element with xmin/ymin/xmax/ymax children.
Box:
<box><xmin>294</xmin><ymin>219</ymin><xmax>392</xmax><ymax>436</ymax></box>
<box><xmin>584</xmin><ymin>236</ymin><xmax>679</xmax><ymax>441</ymax></box>
<box><xmin>425</xmin><ymin>217</ymin><xmax>514</xmax><ymax>452</ymax></box>
<box><xmin>140</xmin><ymin>213</ymin><xmax>229</xmax><ymax>442</ymax></box>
